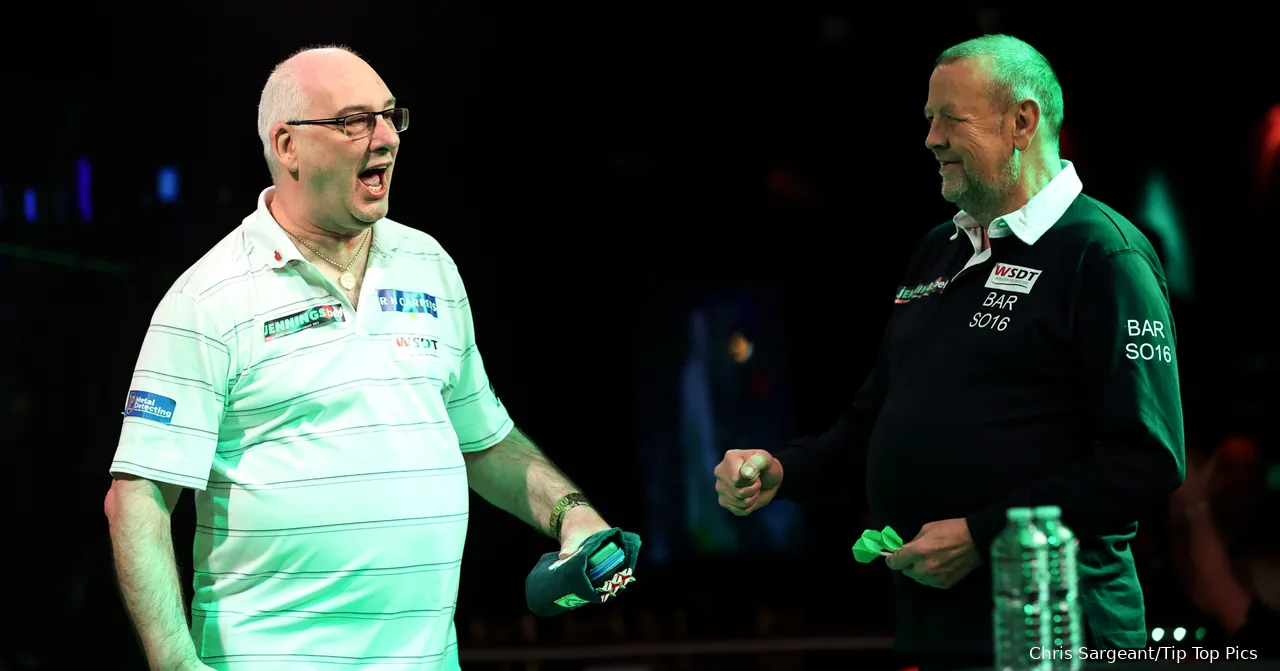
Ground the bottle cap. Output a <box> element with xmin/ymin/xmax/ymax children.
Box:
<box><xmin>1033</xmin><ymin>505</ymin><xmax>1062</xmax><ymax>519</ymax></box>
<box><xmin>1006</xmin><ymin>507</ymin><xmax>1033</xmax><ymax>521</ymax></box>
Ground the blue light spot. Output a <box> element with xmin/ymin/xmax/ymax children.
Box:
<box><xmin>157</xmin><ymin>166</ymin><xmax>179</xmax><ymax>204</ymax></box>
<box><xmin>23</xmin><ymin>187</ymin><xmax>36</xmax><ymax>224</ymax></box>
<box><xmin>77</xmin><ymin>156</ymin><xmax>93</xmax><ymax>223</ymax></box>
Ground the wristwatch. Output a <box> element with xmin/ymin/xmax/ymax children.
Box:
<box><xmin>550</xmin><ymin>492</ymin><xmax>592</xmax><ymax>538</ymax></box>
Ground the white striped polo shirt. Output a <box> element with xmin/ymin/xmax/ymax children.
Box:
<box><xmin>110</xmin><ymin>187</ymin><xmax>514</xmax><ymax>670</ymax></box>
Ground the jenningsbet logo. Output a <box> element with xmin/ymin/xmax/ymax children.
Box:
<box><xmin>894</xmin><ymin>277</ymin><xmax>948</xmax><ymax>304</ymax></box>
<box><xmin>264</xmin><ymin>304</ymin><xmax>346</xmax><ymax>341</ymax></box>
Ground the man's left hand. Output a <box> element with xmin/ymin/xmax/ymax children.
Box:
<box><xmin>557</xmin><ymin>505</ymin><xmax>612</xmax><ymax>560</ymax></box>
<box><xmin>886</xmin><ymin>518</ymin><xmax>982</xmax><ymax>589</ymax></box>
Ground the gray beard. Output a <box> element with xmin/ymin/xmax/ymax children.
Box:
<box><xmin>944</xmin><ymin>152</ymin><xmax>1020</xmax><ymax>222</ymax></box>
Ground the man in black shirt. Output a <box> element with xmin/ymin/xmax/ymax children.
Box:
<box><xmin>713</xmin><ymin>34</ymin><xmax>1185</xmax><ymax>669</ymax></box>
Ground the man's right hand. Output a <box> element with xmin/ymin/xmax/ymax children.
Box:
<box><xmin>714</xmin><ymin>449</ymin><xmax>783</xmax><ymax>516</ymax></box>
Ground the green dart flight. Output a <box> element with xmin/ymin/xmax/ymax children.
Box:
<box><xmin>852</xmin><ymin>526</ymin><xmax>904</xmax><ymax>563</ymax></box>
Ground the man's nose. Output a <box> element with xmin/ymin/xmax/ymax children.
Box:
<box><xmin>924</xmin><ymin>120</ymin><xmax>946</xmax><ymax>151</ymax></box>
<box><xmin>370</xmin><ymin>114</ymin><xmax>401</xmax><ymax>151</ymax></box>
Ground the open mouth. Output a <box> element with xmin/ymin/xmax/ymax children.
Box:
<box><xmin>358</xmin><ymin>166</ymin><xmax>389</xmax><ymax>195</ymax></box>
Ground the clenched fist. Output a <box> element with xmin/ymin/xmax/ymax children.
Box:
<box><xmin>713</xmin><ymin>449</ymin><xmax>783</xmax><ymax>516</ymax></box>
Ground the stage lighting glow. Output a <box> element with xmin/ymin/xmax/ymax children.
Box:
<box><xmin>77</xmin><ymin>156</ymin><xmax>93</xmax><ymax>223</ymax></box>
<box><xmin>729</xmin><ymin>331</ymin><xmax>753</xmax><ymax>363</ymax></box>
<box><xmin>157</xmin><ymin>166</ymin><xmax>179</xmax><ymax>204</ymax></box>
<box><xmin>23</xmin><ymin>187</ymin><xmax>36</xmax><ymax>223</ymax></box>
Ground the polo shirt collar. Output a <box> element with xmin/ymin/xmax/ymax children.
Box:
<box><xmin>243</xmin><ymin>187</ymin><xmax>399</xmax><ymax>270</ymax></box>
<box><xmin>951</xmin><ymin>159</ymin><xmax>1083</xmax><ymax>248</ymax></box>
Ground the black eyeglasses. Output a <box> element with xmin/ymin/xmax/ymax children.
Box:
<box><xmin>287</xmin><ymin>107</ymin><xmax>410</xmax><ymax>140</ymax></box>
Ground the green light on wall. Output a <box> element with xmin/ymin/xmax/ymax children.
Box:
<box><xmin>1141</xmin><ymin>171</ymin><xmax>1193</xmax><ymax>300</ymax></box>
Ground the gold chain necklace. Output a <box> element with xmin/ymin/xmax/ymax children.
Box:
<box><xmin>286</xmin><ymin>228</ymin><xmax>370</xmax><ymax>291</ymax></box>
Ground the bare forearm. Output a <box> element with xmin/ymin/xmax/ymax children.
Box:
<box><xmin>463</xmin><ymin>426</ymin><xmax>586</xmax><ymax>537</ymax></box>
<box><xmin>106</xmin><ymin>484</ymin><xmax>201</xmax><ymax>670</ymax></box>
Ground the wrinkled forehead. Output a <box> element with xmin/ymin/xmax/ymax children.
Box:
<box><xmin>924</xmin><ymin>57</ymin><xmax>994</xmax><ymax>115</ymax></box>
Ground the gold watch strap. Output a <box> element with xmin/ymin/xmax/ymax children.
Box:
<box><xmin>550</xmin><ymin>492</ymin><xmax>591</xmax><ymax>538</ymax></box>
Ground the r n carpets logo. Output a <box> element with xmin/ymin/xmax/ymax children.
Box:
<box><xmin>376</xmin><ymin>289</ymin><xmax>438</xmax><ymax>317</ymax></box>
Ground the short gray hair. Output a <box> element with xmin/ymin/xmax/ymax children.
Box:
<box><xmin>936</xmin><ymin>34</ymin><xmax>1064</xmax><ymax>148</ymax></box>
<box><xmin>256</xmin><ymin>44</ymin><xmax>362</xmax><ymax>172</ymax></box>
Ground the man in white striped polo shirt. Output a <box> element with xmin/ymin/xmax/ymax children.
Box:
<box><xmin>104</xmin><ymin>45</ymin><xmax>613</xmax><ymax>670</ymax></box>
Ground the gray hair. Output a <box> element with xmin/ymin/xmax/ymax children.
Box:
<box><xmin>256</xmin><ymin>44</ymin><xmax>362</xmax><ymax>173</ymax></box>
<box><xmin>936</xmin><ymin>34</ymin><xmax>1064</xmax><ymax>149</ymax></box>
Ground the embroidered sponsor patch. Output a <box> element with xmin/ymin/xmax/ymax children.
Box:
<box><xmin>894</xmin><ymin>277</ymin><xmax>947</xmax><ymax>304</ymax></box>
<box><xmin>984</xmin><ymin>263</ymin><xmax>1043</xmax><ymax>294</ymax></box>
<box><xmin>392</xmin><ymin>334</ymin><xmax>441</xmax><ymax>360</ymax></box>
<box><xmin>122</xmin><ymin>390</ymin><xmax>176</xmax><ymax>424</ymax></box>
<box><xmin>376</xmin><ymin>289</ymin><xmax>438</xmax><ymax>317</ymax></box>
<box><xmin>263</xmin><ymin>304</ymin><xmax>346</xmax><ymax>341</ymax></box>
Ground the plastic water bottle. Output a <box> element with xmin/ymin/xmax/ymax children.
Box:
<box><xmin>992</xmin><ymin>507</ymin><xmax>1050</xmax><ymax>671</ymax></box>
<box><xmin>1034</xmin><ymin>506</ymin><xmax>1083</xmax><ymax>669</ymax></box>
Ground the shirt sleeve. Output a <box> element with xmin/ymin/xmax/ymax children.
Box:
<box><xmin>966</xmin><ymin>248</ymin><xmax>1186</xmax><ymax>557</ymax></box>
<box><xmin>109</xmin><ymin>291</ymin><xmax>231</xmax><ymax>490</ymax></box>
<box><xmin>774</xmin><ymin>323</ymin><xmax>891</xmax><ymax>503</ymax></box>
<box><xmin>445</xmin><ymin>277</ymin><xmax>514</xmax><ymax>452</ymax></box>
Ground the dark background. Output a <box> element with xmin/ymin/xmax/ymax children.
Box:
<box><xmin>2</xmin><ymin>3</ymin><xmax>1279</xmax><ymax>669</ymax></box>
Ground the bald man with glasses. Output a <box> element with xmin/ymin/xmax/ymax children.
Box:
<box><xmin>104</xmin><ymin>45</ymin><xmax>614</xmax><ymax>671</ymax></box>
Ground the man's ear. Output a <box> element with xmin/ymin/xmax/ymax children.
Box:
<box><xmin>272</xmin><ymin>123</ymin><xmax>299</xmax><ymax>174</ymax></box>
<box><xmin>1012</xmin><ymin>98</ymin><xmax>1041</xmax><ymax>152</ymax></box>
